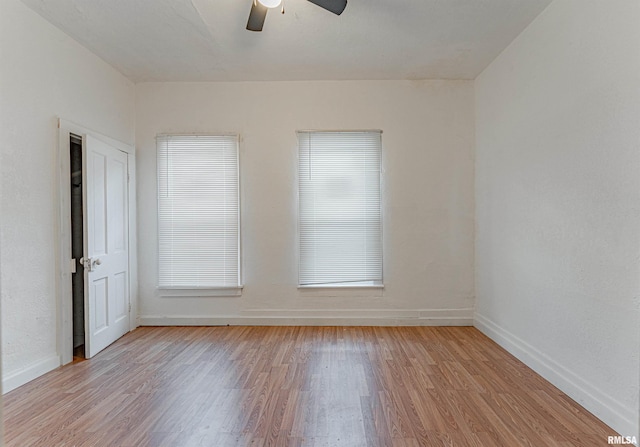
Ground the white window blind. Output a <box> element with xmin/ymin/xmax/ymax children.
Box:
<box><xmin>157</xmin><ymin>135</ymin><xmax>240</xmax><ymax>289</ymax></box>
<box><xmin>298</xmin><ymin>131</ymin><xmax>383</xmax><ymax>286</ymax></box>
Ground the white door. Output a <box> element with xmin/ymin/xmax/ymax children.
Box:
<box><xmin>83</xmin><ymin>135</ymin><xmax>130</xmax><ymax>358</ymax></box>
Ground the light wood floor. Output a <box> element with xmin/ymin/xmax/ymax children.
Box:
<box><xmin>4</xmin><ymin>326</ymin><xmax>614</xmax><ymax>446</ymax></box>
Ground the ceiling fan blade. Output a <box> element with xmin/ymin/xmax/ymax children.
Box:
<box><xmin>306</xmin><ymin>0</ymin><xmax>347</xmax><ymax>15</ymax></box>
<box><xmin>246</xmin><ymin>2</ymin><xmax>268</xmax><ymax>31</ymax></box>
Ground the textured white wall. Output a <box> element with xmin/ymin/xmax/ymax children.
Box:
<box><xmin>135</xmin><ymin>81</ymin><xmax>475</xmax><ymax>325</ymax></box>
<box><xmin>0</xmin><ymin>0</ymin><xmax>135</xmax><ymax>387</ymax></box>
<box><xmin>475</xmin><ymin>0</ymin><xmax>640</xmax><ymax>437</ymax></box>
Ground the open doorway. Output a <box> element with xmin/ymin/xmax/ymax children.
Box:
<box><xmin>70</xmin><ymin>134</ymin><xmax>85</xmax><ymax>359</ymax></box>
<box><xmin>58</xmin><ymin>119</ymin><xmax>137</xmax><ymax>366</ymax></box>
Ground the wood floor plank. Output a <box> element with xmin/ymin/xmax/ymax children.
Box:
<box><xmin>3</xmin><ymin>326</ymin><xmax>618</xmax><ymax>446</ymax></box>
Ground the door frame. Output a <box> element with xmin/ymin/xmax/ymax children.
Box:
<box><xmin>56</xmin><ymin>118</ymin><xmax>138</xmax><ymax>366</ymax></box>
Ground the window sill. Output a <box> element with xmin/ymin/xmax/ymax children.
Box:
<box><xmin>158</xmin><ymin>286</ymin><xmax>243</xmax><ymax>297</ymax></box>
<box><xmin>298</xmin><ymin>283</ymin><xmax>384</xmax><ymax>290</ymax></box>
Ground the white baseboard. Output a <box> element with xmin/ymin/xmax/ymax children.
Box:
<box><xmin>3</xmin><ymin>354</ymin><xmax>60</xmax><ymax>394</ymax></box>
<box><xmin>474</xmin><ymin>313</ymin><xmax>637</xmax><ymax>440</ymax></box>
<box><xmin>140</xmin><ymin>308</ymin><xmax>474</xmax><ymax>327</ymax></box>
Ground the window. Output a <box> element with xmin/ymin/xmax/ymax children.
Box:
<box><xmin>297</xmin><ymin>131</ymin><xmax>383</xmax><ymax>287</ymax></box>
<box><xmin>157</xmin><ymin>135</ymin><xmax>240</xmax><ymax>289</ymax></box>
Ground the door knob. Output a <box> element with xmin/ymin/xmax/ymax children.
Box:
<box><xmin>80</xmin><ymin>257</ymin><xmax>102</xmax><ymax>272</ymax></box>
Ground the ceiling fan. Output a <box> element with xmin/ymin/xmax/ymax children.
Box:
<box><xmin>247</xmin><ymin>0</ymin><xmax>347</xmax><ymax>31</ymax></box>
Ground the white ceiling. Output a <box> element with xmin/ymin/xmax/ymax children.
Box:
<box><xmin>20</xmin><ymin>0</ymin><xmax>552</xmax><ymax>82</ymax></box>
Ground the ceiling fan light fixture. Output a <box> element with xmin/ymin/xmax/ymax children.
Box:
<box><xmin>247</xmin><ymin>0</ymin><xmax>345</xmax><ymax>32</ymax></box>
<box><xmin>258</xmin><ymin>0</ymin><xmax>282</xmax><ymax>8</ymax></box>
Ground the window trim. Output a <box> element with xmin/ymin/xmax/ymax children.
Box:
<box><xmin>297</xmin><ymin>283</ymin><xmax>384</xmax><ymax>290</ymax></box>
<box><xmin>296</xmin><ymin>129</ymin><xmax>384</xmax><ymax>289</ymax></box>
<box><xmin>156</xmin><ymin>133</ymin><xmax>243</xmax><ymax>293</ymax></box>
